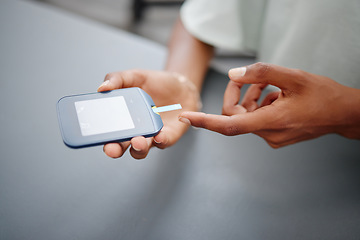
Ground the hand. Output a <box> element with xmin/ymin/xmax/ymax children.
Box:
<box><xmin>179</xmin><ymin>63</ymin><xmax>360</xmax><ymax>148</ymax></box>
<box><xmin>98</xmin><ymin>69</ymin><xmax>200</xmax><ymax>159</ymax></box>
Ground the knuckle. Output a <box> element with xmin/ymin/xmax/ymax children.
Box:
<box><xmin>129</xmin><ymin>69</ymin><xmax>144</xmax><ymax>78</ymax></box>
<box><xmin>104</xmin><ymin>73</ymin><xmax>112</xmax><ymax>80</ymax></box>
<box><xmin>267</xmin><ymin>142</ymin><xmax>281</xmax><ymax>149</ymax></box>
<box><xmin>253</xmin><ymin>62</ymin><xmax>271</xmax><ymax>79</ymax></box>
<box><xmin>222</xmin><ymin>122</ymin><xmax>239</xmax><ymax>136</ymax></box>
<box><xmin>292</xmin><ymin>68</ymin><xmax>305</xmax><ymax>75</ymax></box>
<box><xmin>268</xmin><ymin>135</ymin><xmax>281</xmax><ymax>144</ymax></box>
<box><xmin>264</xmin><ymin>137</ymin><xmax>282</xmax><ymax>148</ymax></box>
<box><xmin>288</xmin><ymin>68</ymin><xmax>312</xmax><ymax>89</ymax></box>
<box><xmin>128</xmin><ymin>69</ymin><xmax>147</xmax><ymax>85</ymax></box>
<box><xmin>196</xmin><ymin>118</ymin><xmax>207</xmax><ymax>129</ymax></box>
<box><xmin>292</xmin><ymin>68</ymin><xmax>307</xmax><ymax>80</ymax></box>
<box><xmin>265</xmin><ymin>134</ymin><xmax>288</xmax><ymax>149</ymax></box>
<box><xmin>192</xmin><ymin>113</ymin><xmax>207</xmax><ymax>129</ymax></box>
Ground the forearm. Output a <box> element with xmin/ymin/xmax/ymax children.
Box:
<box><xmin>165</xmin><ymin>18</ymin><xmax>214</xmax><ymax>91</ymax></box>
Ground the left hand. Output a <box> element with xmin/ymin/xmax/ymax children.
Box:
<box><xmin>179</xmin><ymin>62</ymin><xmax>360</xmax><ymax>148</ymax></box>
<box><xmin>98</xmin><ymin>69</ymin><xmax>200</xmax><ymax>159</ymax></box>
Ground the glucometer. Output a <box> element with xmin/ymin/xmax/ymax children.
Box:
<box><xmin>57</xmin><ymin>87</ymin><xmax>181</xmax><ymax>148</ymax></box>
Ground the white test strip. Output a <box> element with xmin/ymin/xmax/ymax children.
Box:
<box><xmin>152</xmin><ymin>104</ymin><xmax>182</xmax><ymax>113</ymax></box>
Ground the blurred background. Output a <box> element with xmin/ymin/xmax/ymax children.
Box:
<box><xmin>35</xmin><ymin>0</ymin><xmax>181</xmax><ymax>45</ymax></box>
<box><xmin>32</xmin><ymin>0</ymin><xmax>253</xmax><ymax>73</ymax></box>
<box><xmin>2</xmin><ymin>2</ymin><xmax>360</xmax><ymax>239</ymax></box>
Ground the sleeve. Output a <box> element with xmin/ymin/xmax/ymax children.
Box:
<box><xmin>180</xmin><ymin>0</ymin><xmax>266</xmax><ymax>52</ymax></box>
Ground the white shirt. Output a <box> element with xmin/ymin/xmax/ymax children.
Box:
<box><xmin>181</xmin><ymin>0</ymin><xmax>360</xmax><ymax>88</ymax></box>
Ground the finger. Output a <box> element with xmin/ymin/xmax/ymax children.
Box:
<box><xmin>97</xmin><ymin>70</ymin><xmax>147</xmax><ymax>92</ymax></box>
<box><xmin>228</xmin><ymin>62</ymin><xmax>305</xmax><ymax>91</ymax></box>
<box><xmin>241</xmin><ymin>83</ymin><xmax>268</xmax><ymax>112</ymax></box>
<box><xmin>103</xmin><ymin>141</ymin><xmax>131</xmax><ymax>158</ymax></box>
<box><xmin>153</xmin><ymin>116</ymin><xmax>190</xmax><ymax>149</ymax></box>
<box><xmin>260</xmin><ymin>91</ymin><xmax>280</xmax><ymax>107</ymax></box>
<box><xmin>179</xmin><ymin>110</ymin><xmax>273</xmax><ymax>136</ymax></box>
<box><xmin>130</xmin><ymin>136</ymin><xmax>153</xmax><ymax>159</ymax></box>
<box><xmin>222</xmin><ymin>80</ymin><xmax>247</xmax><ymax>115</ymax></box>
<box><xmin>153</xmin><ymin>129</ymin><xmax>170</xmax><ymax>149</ymax></box>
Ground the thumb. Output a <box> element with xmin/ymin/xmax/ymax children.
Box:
<box><xmin>98</xmin><ymin>70</ymin><xmax>147</xmax><ymax>92</ymax></box>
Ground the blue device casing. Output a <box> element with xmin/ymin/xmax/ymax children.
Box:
<box><xmin>57</xmin><ymin>88</ymin><xmax>163</xmax><ymax>148</ymax></box>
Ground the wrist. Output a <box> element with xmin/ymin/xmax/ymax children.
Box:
<box><xmin>335</xmin><ymin>87</ymin><xmax>360</xmax><ymax>139</ymax></box>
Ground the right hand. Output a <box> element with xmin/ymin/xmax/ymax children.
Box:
<box><xmin>97</xmin><ymin>69</ymin><xmax>201</xmax><ymax>159</ymax></box>
<box><xmin>179</xmin><ymin>63</ymin><xmax>360</xmax><ymax>148</ymax></box>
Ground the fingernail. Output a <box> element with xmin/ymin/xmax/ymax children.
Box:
<box><xmin>132</xmin><ymin>146</ymin><xmax>141</xmax><ymax>152</ymax></box>
<box><xmin>99</xmin><ymin>80</ymin><xmax>110</xmax><ymax>89</ymax></box>
<box><xmin>153</xmin><ymin>138</ymin><xmax>161</xmax><ymax>144</ymax></box>
<box><xmin>178</xmin><ymin>117</ymin><xmax>191</xmax><ymax>125</ymax></box>
<box><xmin>229</xmin><ymin>67</ymin><xmax>246</xmax><ymax>78</ymax></box>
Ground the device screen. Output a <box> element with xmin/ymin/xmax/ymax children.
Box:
<box><xmin>74</xmin><ymin>96</ymin><xmax>135</xmax><ymax>136</ymax></box>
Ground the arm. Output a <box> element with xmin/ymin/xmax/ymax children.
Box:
<box><xmin>97</xmin><ymin>18</ymin><xmax>214</xmax><ymax>159</ymax></box>
<box><xmin>166</xmin><ymin>18</ymin><xmax>214</xmax><ymax>90</ymax></box>
<box><xmin>179</xmin><ymin>62</ymin><xmax>360</xmax><ymax>148</ymax></box>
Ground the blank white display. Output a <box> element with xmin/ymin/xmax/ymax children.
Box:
<box><xmin>75</xmin><ymin>96</ymin><xmax>135</xmax><ymax>136</ymax></box>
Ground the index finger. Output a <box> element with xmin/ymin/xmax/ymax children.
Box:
<box><xmin>179</xmin><ymin>109</ymin><xmax>274</xmax><ymax>136</ymax></box>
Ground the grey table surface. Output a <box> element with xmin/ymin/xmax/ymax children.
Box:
<box><xmin>1</xmin><ymin>1</ymin><xmax>360</xmax><ymax>240</ymax></box>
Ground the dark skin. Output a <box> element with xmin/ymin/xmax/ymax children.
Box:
<box><xmin>179</xmin><ymin>63</ymin><xmax>360</xmax><ymax>148</ymax></box>
<box><xmin>99</xmin><ymin>18</ymin><xmax>360</xmax><ymax>159</ymax></box>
